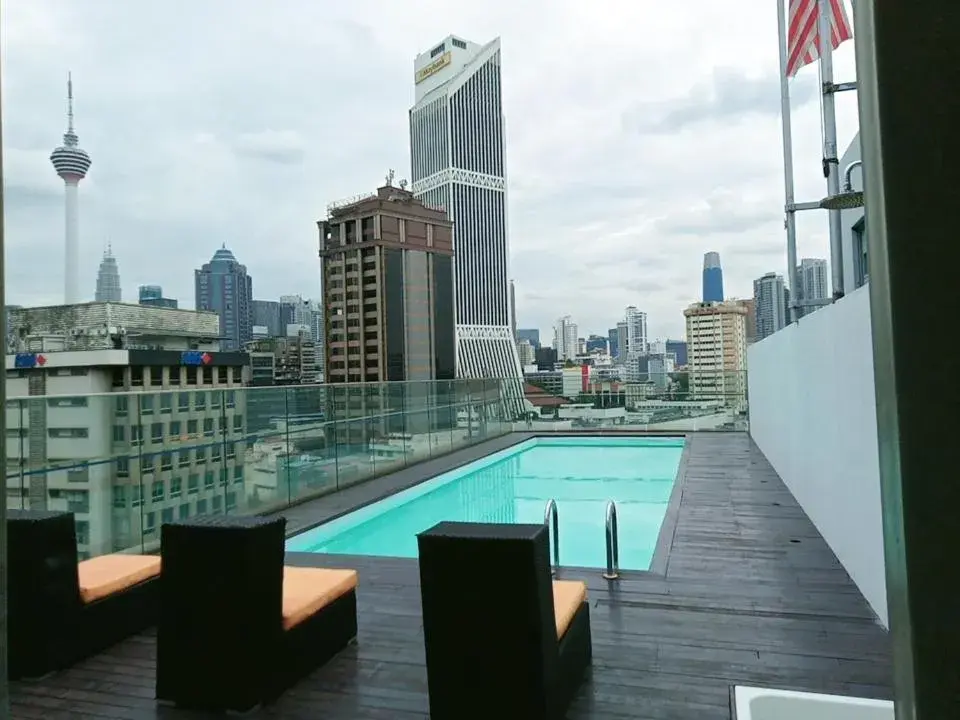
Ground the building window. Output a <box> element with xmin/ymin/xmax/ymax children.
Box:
<box><xmin>204</xmin><ymin>471</ymin><xmax>215</xmax><ymax>490</ymax></box>
<box><xmin>178</xmin><ymin>392</ymin><xmax>190</xmax><ymax>412</ymax></box>
<box><xmin>203</xmin><ymin>418</ymin><xmax>214</xmax><ymax>437</ymax></box>
<box><xmin>151</xmin><ymin>422</ymin><xmax>164</xmax><ymax>443</ymax></box>
<box><xmin>452</xmin><ymin>38</ymin><xmax>466</xmax><ymax>49</ymax></box>
<box><xmin>187</xmin><ymin>419</ymin><xmax>198</xmax><ymax>436</ymax></box>
<box><xmin>67</xmin><ymin>467</ymin><xmax>89</xmax><ymax>483</ymax></box>
<box><xmin>75</xmin><ymin>520</ymin><xmax>90</xmax><ymax>546</ymax></box>
<box><xmin>161</xmin><ymin>452</ymin><xmax>173</xmax><ymax>471</ymax></box>
<box><xmin>160</xmin><ymin>394</ymin><xmax>173</xmax><ymax>413</ymax></box>
<box><xmin>116</xmin><ymin>458</ymin><xmax>129</xmax><ymax>478</ymax></box>
<box><xmin>113</xmin><ymin>425</ymin><xmax>126</xmax><ymax>443</ymax></box>
<box><xmin>112</xmin><ymin>485</ymin><xmax>127</xmax><ymax>508</ymax></box>
<box><xmin>141</xmin><ymin>395</ymin><xmax>154</xmax><ymax>414</ymax></box>
<box><xmin>152</xmin><ymin>480</ymin><xmax>164</xmax><ymax>502</ymax></box>
<box><xmin>188</xmin><ymin>474</ymin><xmax>199</xmax><ymax>494</ymax></box>
<box><xmin>853</xmin><ymin>217</ymin><xmax>868</xmax><ymax>287</ymax></box>
<box><xmin>131</xmin><ymin>424</ymin><xmax>143</xmax><ymax>446</ymax></box>
<box><xmin>47</xmin><ymin>397</ymin><xmax>88</xmax><ymax>408</ymax></box>
<box><xmin>169</xmin><ymin>420</ymin><xmax>181</xmax><ymax>438</ymax></box>
<box><xmin>170</xmin><ymin>476</ymin><xmax>182</xmax><ymax>498</ymax></box>
<box><xmin>115</xmin><ymin>396</ymin><xmax>129</xmax><ymax>417</ymax></box>
<box><xmin>47</xmin><ymin>428</ymin><xmax>89</xmax><ymax>439</ymax></box>
<box><xmin>178</xmin><ymin>503</ymin><xmax>190</xmax><ymax>520</ymax></box>
<box><xmin>141</xmin><ymin>455</ymin><xmax>154</xmax><ymax>474</ymax></box>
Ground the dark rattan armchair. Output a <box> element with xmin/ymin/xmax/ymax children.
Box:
<box><xmin>7</xmin><ymin>509</ymin><xmax>161</xmax><ymax>680</ymax></box>
<box><xmin>417</xmin><ymin>521</ymin><xmax>593</xmax><ymax>720</ymax></box>
<box><xmin>155</xmin><ymin>515</ymin><xmax>358</xmax><ymax>713</ymax></box>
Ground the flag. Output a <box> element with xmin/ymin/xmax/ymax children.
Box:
<box><xmin>786</xmin><ymin>0</ymin><xmax>853</xmax><ymax>77</ymax></box>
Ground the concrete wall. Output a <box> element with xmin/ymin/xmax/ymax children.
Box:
<box><xmin>747</xmin><ymin>286</ymin><xmax>888</xmax><ymax>626</ymax></box>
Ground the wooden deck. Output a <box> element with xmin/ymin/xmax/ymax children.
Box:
<box><xmin>10</xmin><ymin>433</ymin><xmax>894</xmax><ymax>719</ymax></box>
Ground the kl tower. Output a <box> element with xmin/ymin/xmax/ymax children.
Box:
<box><xmin>50</xmin><ymin>73</ymin><xmax>92</xmax><ymax>304</ymax></box>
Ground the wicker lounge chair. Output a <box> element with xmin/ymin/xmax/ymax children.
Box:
<box><xmin>417</xmin><ymin>521</ymin><xmax>593</xmax><ymax>720</ymax></box>
<box><xmin>155</xmin><ymin>515</ymin><xmax>358</xmax><ymax>712</ymax></box>
<box><xmin>7</xmin><ymin>509</ymin><xmax>161</xmax><ymax>680</ymax></box>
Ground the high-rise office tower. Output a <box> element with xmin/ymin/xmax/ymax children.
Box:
<box><xmin>796</xmin><ymin>258</ymin><xmax>829</xmax><ymax>317</ymax></box>
<box><xmin>318</xmin><ymin>183</ymin><xmax>456</xmax><ymax>383</ymax></box>
<box><xmin>753</xmin><ymin>272</ymin><xmax>788</xmax><ymax>340</ymax></box>
<box><xmin>624</xmin><ymin>306</ymin><xmax>648</xmax><ymax>357</ymax></box>
<box><xmin>50</xmin><ymin>74</ymin><xmax>92</xmax><ymax>304</ymax></box>
<box><xmin>195</xmin><ymin>246</ymin><xmax>254</xmax><ymax>351</ymax></box>
<box><xmin>409</xmin><ymin>35</ymin><xmax>521</xmax><ymax>382</ymax></box>
<box><xmin>94</xmin><ymin>245</ymin><xmax>122</xmax><ymax>302</ymax></box>
<box><xmin>553</xmin><ymin>315</ymin><xmax>579</xmax><ymax>361</ymax></box>
<box><xmin>702</xmin><ymin>251</ymin><xmax>724</xmax><ymax>303</ymax></box>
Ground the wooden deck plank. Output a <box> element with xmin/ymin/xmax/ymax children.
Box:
<box><xmin>9</xmin><ymin>432</ymin><xmax>894</xmax><ymax>719</ymax></box>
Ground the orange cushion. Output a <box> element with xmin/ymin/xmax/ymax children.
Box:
<box><xmin>78</xmin><ymin>554</ymin><xmax>161</xmax><ymax>604</ymax></box>
<box><xmin>282</xmin><ymin>566</ymin><xmax>358</xmax><ymax>631</ymax></box>
<box><xmin>552</xmin><ymin>580</ymin><xmax>587</xmax><ymax>639</ymax></box>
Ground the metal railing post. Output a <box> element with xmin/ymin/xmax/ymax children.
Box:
<box><xmin>603</xmin><ymin>500</ymin><xmax>620</xmax><ymax>580</ymax></box>
<box><xmin>543</xmin><ymin>499</ymin><xmax>559</xmax><ymax>575</ymax></box>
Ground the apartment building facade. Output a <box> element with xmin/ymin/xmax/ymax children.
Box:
<box><xmin>683</xmin><ymin>301</ymin><xmax>748</xmax><ymax>412</ymax></box>
<box><xmin>4</xmin><ymin>303</ymin><xmax>250</xmax><ymax>557</ymax></box>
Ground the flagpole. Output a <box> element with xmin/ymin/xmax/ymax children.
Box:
<box><xmin>777</xmin><ymin>0</ymin><xmax>801</xmax><ymax>323</ymax></box>
<box><xmin>819</xmin><ymin>0</ymin><xmax>845</xmax><ymax>298</ymax></box>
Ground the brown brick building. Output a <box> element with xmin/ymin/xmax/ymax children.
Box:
<box><xmin>318</xmin><ymin>183</ymin><xmax>455</xmax><ymax>384</ymax></box>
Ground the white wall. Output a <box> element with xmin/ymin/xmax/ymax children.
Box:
<box><xmin>748</xmin><ymin>286</ymin><xmax>887</xmax><ymax>626</ymax></box>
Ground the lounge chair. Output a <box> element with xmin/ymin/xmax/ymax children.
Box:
<box><xmin>155</xmin><ymin>515</ymin><xmax>358</xmax><ymax>712</ymax></box>
<box><xmin>7</xmin><ymin>509</ymin><xmax>161</xmax><ymax>680</ymax></box>
<box><xmin>417</xmin><ymin>521</ymin><xmax>593</xmax><ymax>720</ymax></box>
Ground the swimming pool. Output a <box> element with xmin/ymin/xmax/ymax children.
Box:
<box><xmin>286</xmin><ymin>436</ymin><xmax>685</xmax><ymax>570</ymax></box>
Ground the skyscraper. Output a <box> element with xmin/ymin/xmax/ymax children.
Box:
<box><xmin>623</xmin><ymin>306</ymin><xmax>648</xmax><ymax>357</ymax></box>
<box><xmin>318</xmin><ymin>183</ymin><xmax>456</xmax><ymax>382</ymax></box>
<box><xmin>195</xmin><ymin>246</ymin><xmax>254</xmax><ymax>351</ymax></box>
<box><xmin>553</xmin><ymin>316</ymin><xmax>578</xmax><ymax>361</ymax></box>
<box><xmin>50</xmin><ymin>73</ymin><xmax>92</xmax><ymax>304</ymax></box>
<box><xmin>409</xmin><ymin>35</ymin><xmax>521</xmax><ymax>382</ymax></box>
<box><xmin>702</xmin><ymin>251</ymin><xmax>724</xmax><ymax>302</ymax></box>
<box><xmin>753</xmin><ymin>272</ymin><xmax>788</xmax><ymax>340</ymax></box>
<box><xmin>796</xmin><ymin>258</ymin><xmax>829</xmax><ymax>316</ymax></box>
<box><xmin>94</xmin><ymin>245</ymin><xmax>122</xmax><ymax>302</ymax></box>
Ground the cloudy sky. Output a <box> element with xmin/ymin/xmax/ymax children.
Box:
<box><xmin>3</xmin><ymin>0</ymin><xmax>860</xmax><ymax>340</ymax></box>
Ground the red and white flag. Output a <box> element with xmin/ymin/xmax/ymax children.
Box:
<box><xmin>786</xmin><ymin>0</ymin><xmax>853</xmax><ymax>77</ymax></box>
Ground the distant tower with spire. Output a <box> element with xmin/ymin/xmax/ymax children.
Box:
<box><xmin>50</xmin><ymin>73</ymin><xmax>92</xmax><ymax>304</ymax></box>
<box><xmin>95</xmin><ymin>243</ymin><xmax>122</xmax><ymax>302</ymax></box>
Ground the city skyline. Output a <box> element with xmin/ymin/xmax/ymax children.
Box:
<box><xmin>4</xmin><ymin>1</ymin><xmax>861</xmax><ymax>339</ymax></box>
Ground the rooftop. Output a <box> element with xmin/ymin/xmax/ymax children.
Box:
<box><xmin>9</xmin><ymin>432</ymin><xmax>892</xmax><ymax>718</ymax></box>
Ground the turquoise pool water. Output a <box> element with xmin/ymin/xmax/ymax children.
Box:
<box><xmin>286</xmin><ymin>436</ymin><xmax>685</xmax><ymax>570</ymax></box>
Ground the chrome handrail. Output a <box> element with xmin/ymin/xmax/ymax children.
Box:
<box><xmin>603</xmin><ymin>500</ymin><xmax>620</xmax><ymax>580</ymax></box>
<box><xmin>544</xmin><ymin>499</ymin><xmax>560</xmax><ymax>575</ymax></box>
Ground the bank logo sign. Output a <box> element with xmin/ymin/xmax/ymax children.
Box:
<box><xmin>416</xmin><ymin>52</ymin><xmax>452</xmax><ymax>85</ymax></box>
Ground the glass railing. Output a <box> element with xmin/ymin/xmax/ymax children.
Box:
<box><xmin>4</xmin><ymin>378</ymin><xmax>514</xmax><ymax>558</ymax></box>
<box><xmin>516</xmin><ymin>370</ymin><xmax>749</xmax><ymax>432</ymax></box>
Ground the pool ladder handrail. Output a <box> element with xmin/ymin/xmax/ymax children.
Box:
<box><xmin>603</xmin><ymin>499</ymin><xmax>621</xmax><ymax>580</ymax></box>
<box><xmin>544</xmin><ymin>498</ymin><xmax>560</xmax><ymax>576</ymax></box>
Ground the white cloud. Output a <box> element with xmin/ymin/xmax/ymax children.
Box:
<box><xmin>3</xmin><ymin>0</ymin><xmax>861</xmax><ymax>339</ymax></box>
